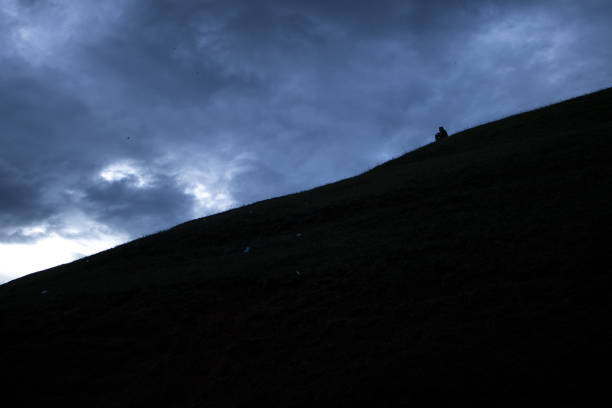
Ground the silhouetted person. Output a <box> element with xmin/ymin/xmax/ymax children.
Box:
<box><xmin>435</xmin><ymin>126</ymin><xmax>448</xmax><ymax>141</ymax></box>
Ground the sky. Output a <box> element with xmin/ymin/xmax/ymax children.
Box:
<box><xmin>1</xmin><ymin>0</ymin><xmax>611</xmax><ymax>283</ymax></box>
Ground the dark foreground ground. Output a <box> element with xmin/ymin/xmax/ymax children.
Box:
<box><xmin>2</xmin><ymin>87</ymin><xmax>612</xmax><ymax>406</ymax></box>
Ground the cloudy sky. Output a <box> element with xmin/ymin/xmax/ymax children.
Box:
<box><xmin>1</xmin><ymin>0</ymin><xmax>611</xmax><ymax>283</ymax></box>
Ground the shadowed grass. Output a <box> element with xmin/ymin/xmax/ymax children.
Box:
<box><xmin>1</xmin><ymin>87</ymin><xmax>612</xmax><ymax>406</ymax></box>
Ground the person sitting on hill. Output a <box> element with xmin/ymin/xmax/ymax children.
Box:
<box><xmin>435</xmin><ymin>126</ymin><xmax>449</xmax><ymax>141</ymax></box>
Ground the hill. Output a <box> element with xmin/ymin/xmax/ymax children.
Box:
<box><xmin>2</xmin><ymin>87</ymin><xmax>612</xmax><ymax>406</ymax></box>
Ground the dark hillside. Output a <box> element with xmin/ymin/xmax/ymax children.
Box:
<box><xmin>2</xmin><ymin>87</ymin><xmax>612</xmax><ymax>406</ymax></box>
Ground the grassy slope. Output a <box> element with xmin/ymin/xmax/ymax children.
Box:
<box><xmin>2</xmin><ymin>87</ymin><xmax>612</xmax><ymax>406</ymax></box>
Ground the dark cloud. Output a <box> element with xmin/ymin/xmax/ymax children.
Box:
<box><xmin>0</xmin><ymin>160</ymin><xmax>49</xmax><ymax>228</ymax></box>
<box><xmin>1</xmin><ymin>0</ymin><xmax>611</xmax><ymax>279</ymax></box>
<box><xmin>81</xmin><ymin>172</ymin><xmax>197</xmax><ymax>236</ymax></box>
<box><xmin>228</xmin><ymin>161</ymin><xmax>291</xmax><ymax>205</ymax></box>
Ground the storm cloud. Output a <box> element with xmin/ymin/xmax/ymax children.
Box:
<box><xmin>1</xmin><ymin>0</ymin><xmax>611</xmax><ymax>281</ymax></box>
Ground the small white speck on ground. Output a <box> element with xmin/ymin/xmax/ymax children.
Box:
<box><xmin>40</xmin><ymin>290</ymin><xmax>48</xmax><ymax>295</ymax></box>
